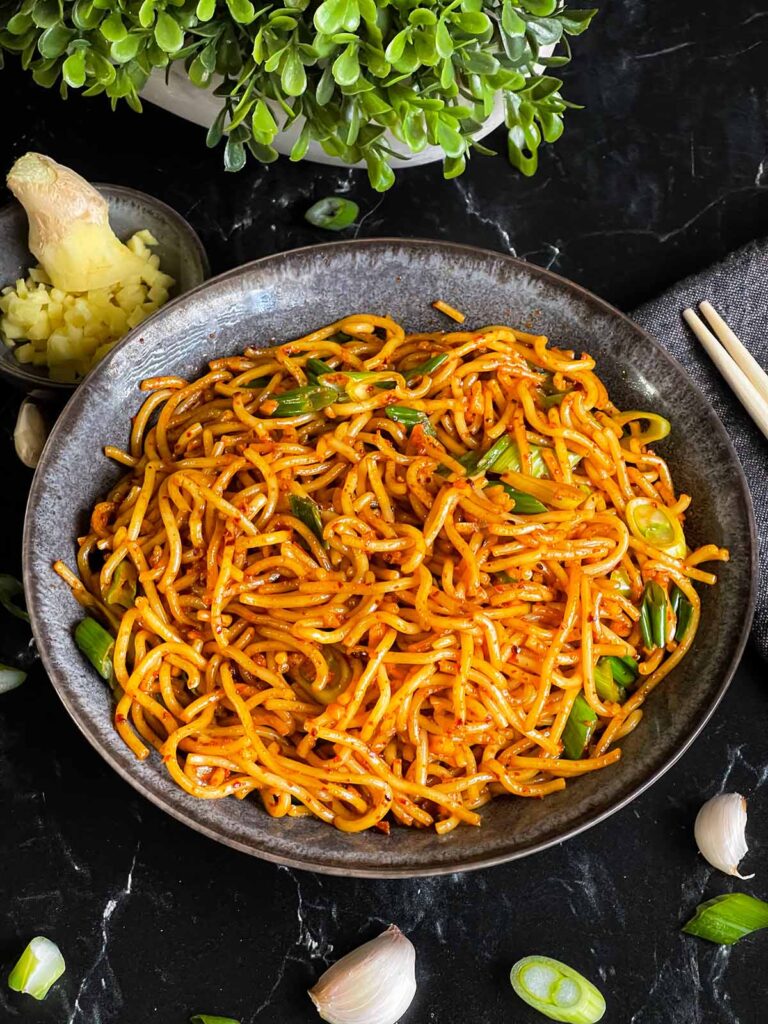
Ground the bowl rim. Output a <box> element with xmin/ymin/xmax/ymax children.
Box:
<box><xmin>22</xmin><ymin>238</ymin><xmax>758</xmax><ymax>877</ymax></box>
<box><xmin>0</xmin><ymin>182</ymin><xmax>209</xmax><ymax>392</ymax></box>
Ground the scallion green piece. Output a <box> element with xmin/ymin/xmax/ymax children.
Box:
<box><xmin>497</xmin><ymin>482</ymin><xmax>547</xmax><ymax>514</ymax></box>
<box><xmin>241</xmin><ymin>377</ymin><xmax>268</xmax><ymax>390</ymax></box>
<box><xmin>75</xmin><ymin>617</ymin><xmax>115</xmax><ymax>682</ymax></box>
<box><xmin>640</xmin><ymin>581</ymin><xmax>667</xmax><ymax>649</ymax></box>
<box><xmin>385</xmin><ymin>406</ymin><xmax>436</xmax><ymax>436</ymax></box>
<box><xmin>8</xmin><ymin>937</ymin><xmax>65</xmax><ymax>1001</ymax></box>
<box><xmin>562</xmin><ymin>693</ymin><xmax>598</xmax><ymax>760</ymax></box>
<box><xmin>670</xmin><ymin>584</ymin><xmax>693</xmax><ymax>641</ymax></box>
<box><xmin>305</xmin><ymin>196</ymin><xmax>359</xmax><ymax>231</ymax></box>
<box><xmin>683</xmin><ymin>893</ymin><xmax>768</xmax><ymax>945</ymax></box>
<box><xmin>267</xmin><ymin>385</ymin><xmax>339</xmax><ymax>417</ymax></box>
<box><xmin>305</xmin><ymin>357</ymin><xmax>335</xmax><ymax>382</ymax></box>
<box><xmin>593</xmin><ymin>659</ymin><xmax>625</xmax><ymax>704</ymax></box>
<box><xmin>510</xmin><ymin>955</ymin><xmax>606</xmax><ymax>1023</ymax></box>
<box><xmin>403</xmin><ymin>352</ymin><xmax>448</xmax><ymax>381</ymax></box>
<box><xmin>106</xmin><ymin>560</ymin><xmax>137</xmax><ymax>610</ymax></box>
<box><xmin>190</xmin><ymin>1016</ymin><xmax>241</xmax><ymax>1024</ymax></box>
<box><xmin>541</xmin><ymin>388</ymin><xmax>574</xmax><ymax>409</ymax></box>
<box><xmin>0</xmin><ymin>663</ymin><xmax>27</xmax><ymax>694</ymax></box>
<box><xmin>0</xmin><ymin>573</ymin><xmax>29</xmax><ymax>622</ymax></box>
<box><xmin>493</xmin><ymin>571</ymin><xmax>519</xmax><ymax>584</ymax></box>
<box><xmin>603</xmin><ymin>655</ymin><xmax>638</xmax><ymax>688</ymax></box>
<box><xmin>475</xmin><ymin>433</ymin><xmax>515</xmax><ymax>473</ymax></box>
<box><xmin>318</xmin><ymin>370</ymin><xmax>397</xmax><ymax>392</ymax></box>
<box><xmin>289</xmin><ymin>494</ymin><xmax>325</xmax><ymax>546</ymax></box>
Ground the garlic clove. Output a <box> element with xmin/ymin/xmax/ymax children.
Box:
<box><xmin>309</xmin><ymin>924</ymin><xmax>416</xmax><ymax>1024</ymax></box>
<box><xmin>694</xmin><ymin>792</ymin><xmax>754</xmax><ymax>879</ymax></box>
<box><xmin>14</xmin><ymin>399</ymin><xmax>48</xmax><ymax>469</ymax></box>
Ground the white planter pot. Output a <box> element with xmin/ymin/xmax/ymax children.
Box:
<box><xmin>141</xmin><ymin>46</ymin><xmax>553</xmax><ymax>169</ymax></box>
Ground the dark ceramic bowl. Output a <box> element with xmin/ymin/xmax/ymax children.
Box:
<box><xmin>0</xmin><ymin>184</ymin><xmax>209</xmax><ymax>398</ymax></box>
<box><xmin>23</xmin><ymin>240</ymin><xmax>756</xmax><ymax>877</ymax></box>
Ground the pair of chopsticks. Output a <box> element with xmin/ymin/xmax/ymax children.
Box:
<box><xmin>683</xmin><ymin>301</ymin><xmax>768</xmax><ymax>441</ymax></box>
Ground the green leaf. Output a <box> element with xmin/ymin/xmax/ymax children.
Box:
<box><xmin>226</xmin><ymin>0</ymin><xmax>255</xmax><ymax>24</ymax></box>
<box><xmin>290</xmin><ymin>120</ymin><xmax>311</xmax><ymax>160</ymax></box>
<box><xmin>332</xmin><ymin>42</ymin><xmax>359</xmax><ymax>86</ymax></box>
<box><xmin>138</xmin><ymin>0</ymin><xmax>155</xmax><ymax>28</ymax></box>
<box><xmin>99</xmin><ymin>11</ymin><xmax>127</xmax><ymax>41</ymax></box>
<box><xmin>251</xmin><ymin>98</ymin><xmax>278</xmax><ymax>142</ymax></box>
<box><xmin>525</xmin><ymin>15</ymin><xmax>563</xmax><ymax>46</ymax></box>
<box><xmin>453</xmin><ymin>11</ymin><xmax>490</xmax><ymax>34</ymax></box>
<box><xmin>384</xmin><ymin>28</ymin><xmax>408</xmax><ymax>63</ymax></box>
<box><xmin>434</xmin><ymin>18</ymin><xmax>453</xmax><ymax>58</ymax></box>
<box><xmin>6</xmin><ymin>13</ymin><xmax>33</xmax><ymax>34</ymax></box>
<box><xmin>365</xmin><ymin>150</ymin><xmax>394</xmax><ymax>191</ymax></box>
<box><xmin>560</xmin><ymin>8</ymin><xmax>598</xmax><ymax>36</ymax></box>
<box><xmin>315</xmin><ymin>63</ymin><xmax>335</xmax><ymax>104</ymax></box>
<box><xmin>206</xmin><ymin>106</ymin><xmax>227</xmax><ymax>147</ymax></box>
<box><xmin>154</xmin><ymin>11</ymin><xmax>185</xmax><ymax>52</ymax></box>
<box><xmin>501</xmin><ymin>1</ymin><xmax>526</xmax><ymax>35</ymax></box>
<box><xmin>314</xmin><ymin>0</ymin><xmax>359</xmax><ymax>35</ymax></box>
<box><xmin>281</xmin><ymin>47</ymin><xmax>307</xmax><ymax>95</ymax></box>
<box><xmin>62</xmin><ymin>48</ymin><xmax>87</xmax><ymax>87</ymax></box>
<box><xmin>520</xmin><ymin>0</ymin><xmax>557</xmax><ymax>14</ymax></box>
<box><xmin>196</xmin><ymin>0</ymin><xmax>216</xmax><ymax>20</ymax></box>
<box><xmin>443</xmin><ymin>153</ymin><xmax>466</xmax><ymax>178</ymax></box>
<box><xmin>224</xmin><ymin>136</ymin><xmax>247</xmax><ymax>171</ymax></box>
<box><xmin>72</xmin><ymin>0</ymin><xmax>101</xmax><ymax>30</ymax></box>
<box><xmin>305</xmin><ymin>195</ymin><xmax>359</xmax><ymax>229</ymax></box>
<box><xmin>190</xmin><ymin>1017</ymin><xmax>241</xmax><ymax>1024</ymax></box>
<box><xmin>37</xmin><ymin>24</ymin><xmax>75</xmax><ymax>58</ymax></box>
<box><xmin>31</xmin><ymin>0</ymin><xmax>61</xmax><ymax>29</ymax></box>
<box><xmin>0</xmin><ymin>575</ymin><xmax>29</xmax><ymax>622</ymax></box>
<box><xmin>110</xmin><ymin>34</ymin><xmax>141</xmax><ymax>62</ymax></box>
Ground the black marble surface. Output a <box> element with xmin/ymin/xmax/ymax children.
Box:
<box><xmin>1</xmin><ymin>1</ymin><xmax>768</xmax><ymax>1021</ymax></box>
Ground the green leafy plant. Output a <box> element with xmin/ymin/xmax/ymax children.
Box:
<box><xmin>0</xmin><ymin>0</ymin><xmax>596</xmax><ymax>189</ymax></box>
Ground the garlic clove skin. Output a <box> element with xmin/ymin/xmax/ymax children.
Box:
<box><xmin>14</xmin><ymin>399</ymin><xmax>48</xmax><ymax>469</ymax></box>
<box><xmin>694</xmin><ymin>792</ymin><xmax>754</xmax><ymax>879</ymax></box>
<box><xmin>309</xmin><ymin>924</ymin><xmax>416</xmax><ymax>1024</ymax></box>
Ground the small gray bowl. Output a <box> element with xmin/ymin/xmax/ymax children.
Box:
<box><xmin>0</xmin><ymin>184</ymin><xmax>209</xmax><ymax>398</ymax></box>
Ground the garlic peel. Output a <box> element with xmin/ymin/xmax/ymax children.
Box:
<box><xmin>309</xmin><ymin>924</ymin><xmax>416</xmax><ymax>1024</ymax></box>
<box><xmin>14</xmin><ymin>399</ymin><xmax>48</xmax><ymax>468</ymax></box>
<box><xmin>694</xmin><ymin>792</ymin><xmax>754</xmax><ymax>879</ymax></box>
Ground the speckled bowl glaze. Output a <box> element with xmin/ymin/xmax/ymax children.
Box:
<box><xmin>23</xmin><ymin>240</ymin><xmax>756</xmax><ymax>877</ymax></box>
<box><xmin>0</xmin><ymin>184</ymin><xmax>209</xmax><ymax>397</ymax></box>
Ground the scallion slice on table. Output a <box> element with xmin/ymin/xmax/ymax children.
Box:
<box><xmin>670</xmin><ymin>584</ymin><xmax>694</xmax><ymax>640</ymax></box>
<box><xmin>8</xmin><ymin>937</ymin><xmax>65</xmax><ymax>1000</ymax></box>
<box><xmin>639</xmin><ymin>581</ymin><xmax>667</xmax><ymax>649</ymax></box>
<box><xmin>510</xmin><ymin>955</ymin><xmax>606</xmax><ymax>1023</ymax></box>
<box><xmin>562</xmin><ymin>693</ymin><xmax>598</xmax><ymax>759</ymax></box>
<box><xmin>0</xmin><ymin>664</ymin><xmax>27</xmax><ymax>694</ymax></box>
<box><xmin>190</xmin><ymin>1016</ymin><xmax>241</xmax><ymax>1024</ymax></box>
<box><xmin>305</xmin><ymin>197</ymin><xmax>359</xmax><ymax>231</ymax></box>
<box><xmin>75</xmin><ymin>617</ymin><xmax>115</xmax><ymax>682</ymax></box>
<box><xmin>289</xmin><ymin>494</ymin><xmax>326</xmax><ymax>546</ymax></box>
<box><xmin>385</xmin><ymin>406</ymin><xmax>436</xmax><ymax>436</ymax></box>
<box><xmin>0</xmin><ymin>573</ymin><xmax>29</xmax><ymax>622</ymax></box>
<box><xmin>683</xmin><ymin>893</ymin><xmax>768</xmax><ymax>945</ymax></box>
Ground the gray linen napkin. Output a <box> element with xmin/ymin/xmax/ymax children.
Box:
<box><xmin>632</xmin><ymin>239</ymin><xmax>768</xmax><ymax>658</ymax></box>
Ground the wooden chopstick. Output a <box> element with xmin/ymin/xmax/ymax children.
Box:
<box><xmin>698</xmin><ymin>301</ymin><xmax>768</xmax><ymax>405</ymax></box>
<box><xmin>682</xmin><ymin>305</ymin><xmax>768</xmax><ymax>441</ymax></box>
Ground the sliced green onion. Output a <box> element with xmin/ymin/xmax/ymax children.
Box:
<box><xmin>670</xmin><ymin>584</ymin><xmax>693</xmax><ymax>641</ymax></box>
<box><xmin>610</xmin><ymin>568</ymin><xmax>632</xmax><ymax>597</ymax></box>
<box><xmin>497</xmin><ymin>483</ymin><xmax>547</xmax><ymax>514</ymax></box>
<box><xmin>493</xmin><ymin>571</ymin><xmax>519</xmax><ymax>584</ymax></box>
<box><xmin>318</xmin><ymin>370</ymin><xmax>398</xmax><ymax>394</ymax></box>
<box><xmin>683</xmin><ymin>893</ymin><xmax>768</xmax><ymax>945</ymax></box>
<box><xmin>241</xmin><ymin>376</ymin><xmax>268</xmax><ymax>390</ymax></box>
<box><xmin>75</xmin><ymin>617</ymin><xmax>115</xmax><ymax>682</ymax></box>
<box><xmin>0</xmin><ymin>663</ymin><xmax>27</xmax><ymax>694</ymax></box>
<box><xmin>403</xmin><ymin>352</ymin><xmax>448</xmax><ymax>381</ymax></box>
<box><xmin>289</xmin><ymin>494</ymin><xmax>325</xmax><ymax>546</ymax></box>
<box><xmin>385</xmin><ymin>406</ymin><xmax>436</xmax><ymax>436</ymax></box>
<box><xmin>593</xmin><ymin>659</ymin><xmax>625</xmax><ymax>704</ymax></box>
<box><xmin>541</xmin><ymin>388</ymin><xmax>574</xmax><ymax>409</ymax></box>
<box><xmin>8</xmin><ymin>937</ymin><xmax>65</xmax><ymax>1000</ymax></box>
<box><xmin>510</xmin><ymin>955</ymin><xmax>606</xmax><ymax>1023</ymax></box>
<box><xmin>106</xmin><ymin>560</ymin><xmax>137</xmax><ymax>610</ymax></box>
<box><xmin>640</xmin><ymin>581</ymin><xmax>667</xmax><ymax>649</ymax></box>
<box><xmin>190</xmin><ymin>1016</ymin><xmax>241</xmax><ymax>1024</ymax></box>
<box><xmin>602</xmin><ymin>655</ymin><xmax>638</xmax><ymax>688</ymax></box>
<box><xmin>562</xmin><ymin>693</ymin><xmax>598</xmax><ymax>760</ymax></box>
<box><xmin>305</xmin><ymin>196</ymin><xmax>359</xmax><ymax>231</ymax></box>
<box><xmin>305</xmin><ymin>357</ymin><xmax>335</xmax><ymax>382</ymax></box>
<box><xmin>0</xmin><ymin>573</ymin><xmax>29</xmax><ymax>622</ymax></box>
<box><xmin>490</xmin><ymin>441</ymin><xmax>582</xmax><ymax>477</ymax></box>
<box><xmin>267</xmin><ymin>385</ymin><xmax>339</xmax><ymax>417</ymax></box>
<box><xmin>614</xmin><ymin>410</ymin><xmax>671</xmax><ymax>444</ymax></box>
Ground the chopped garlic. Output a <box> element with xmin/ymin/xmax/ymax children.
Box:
<box><xmin>0</xmin><ymin>231</ymin><xmax>174</xmax><ymax>381</ymax></box>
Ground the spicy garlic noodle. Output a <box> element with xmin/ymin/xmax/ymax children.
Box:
<box><xmin>54</xmin><ymin>313</ymin><xmax>728</xmax><ymax>834</ymax></box>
